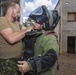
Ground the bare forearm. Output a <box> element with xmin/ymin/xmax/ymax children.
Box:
<box><xmin>0</xmin><ymin>26</ymin><xmax>33</xmax><ymax>44</ymax></box>
<box><xmin>11</xmin><ymin>29</ymin><xmax>27</xmax><ymax>43</ymax></box>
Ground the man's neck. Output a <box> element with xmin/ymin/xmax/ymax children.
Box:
<box><xmin>5</xmin><ymin>15</ymin><xmax>13</xmax><ymax>22</ymax></box>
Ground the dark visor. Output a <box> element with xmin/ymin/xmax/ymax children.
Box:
<box><xmin>31</xmin><ymin>6</ymin><xmax>43</xmax><ymax>15</ymax></box>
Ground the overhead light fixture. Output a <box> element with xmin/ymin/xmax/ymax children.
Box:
<box><xmin>66</xmin><ymin>2</ymin><xmax>69</xmax><ymax>4</ymax></box>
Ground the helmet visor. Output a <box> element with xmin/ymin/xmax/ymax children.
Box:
<box><xmin>31</xmin><ymin>6</ymin><xmax>43</xmax><ymax>15</ymax></box>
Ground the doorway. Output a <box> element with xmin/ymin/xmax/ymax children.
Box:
<box><xmin>67</xmin><ymin>37</ymin><xmax>75</xmax><ymax>53</ymax></box>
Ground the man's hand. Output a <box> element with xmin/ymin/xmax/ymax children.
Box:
<box><xmin>25</xmin><ymin>26</ymin><xmax>33</xmax><ymax>32</ymax></box>
<box><xmin>21</xmin><ymin>26</ymin><xmax>33</xmax><ymax>32</ymax></box>
<box><xmin>17</xmin><ymin>61</ymin><xmax>30</xmax><ymax>73</ymax></box>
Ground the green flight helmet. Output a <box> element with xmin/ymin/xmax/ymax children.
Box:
<box><xmin>29</xmin><ymin>5</ymin><xmax>60</xmax><ymax>30</ymax></box>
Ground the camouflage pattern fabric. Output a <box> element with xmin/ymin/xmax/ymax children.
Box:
<box><xmin>0</xmin><ymin>59</ymin><xmax>20</xmax><ymax>75</ymax></box>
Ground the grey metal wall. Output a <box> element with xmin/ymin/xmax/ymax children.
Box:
<box><xmin>55</xmin><ymin>0</ymin><xmax>76</xmax><ymax>54</ymax></box>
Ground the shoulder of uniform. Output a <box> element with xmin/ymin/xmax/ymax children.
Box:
<box><xmin>0</xmin><ymin>17</ymin><xmax>5</xmax><ymax>19</ymax></box>
<box><xmin>43</xmin><ymin>32</ymin><xmax>56</xmax><ymax>39</ymax></box>
<box><xmin>0</xmin><ymin>17</ymin><xmax>6</xmax><ymax>21</ymax></box>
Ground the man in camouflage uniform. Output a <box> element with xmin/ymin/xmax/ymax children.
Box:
<box><xmin>0</xmin><ymin>2</ymin><xmax>32</xmax><ymax>75</ymax></box>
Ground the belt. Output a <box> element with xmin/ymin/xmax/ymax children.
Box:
<box><xmin>0</xmin><ymin>58</ymin><xmax>19</xmax><ymax>62</ymax></box>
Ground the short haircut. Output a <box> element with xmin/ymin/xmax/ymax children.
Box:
<box><xmin>4</xmin><ymin>2</ymin><xmax>19</xmax><ymax>15</ymax></box>
<box><xmin>6</xmin><ymin>2</ymin><xmax>18</xmax><ymax>10</ymax></box>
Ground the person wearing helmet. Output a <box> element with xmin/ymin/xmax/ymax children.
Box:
<box><xmin>17</xmin><ymin>5</ymin><xmax>60</xmax><ymax>75</ymax></box>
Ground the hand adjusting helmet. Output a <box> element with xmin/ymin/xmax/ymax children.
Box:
<box><xmin>29</xmin><ymin>5</ymin><xmax>60</xmax><ymax>30</ymax></box>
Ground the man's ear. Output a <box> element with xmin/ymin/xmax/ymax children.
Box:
<box><xmin>8</xmin><ymin>7</ymin><xmax>13</xmax><ymax>13</ymax></box>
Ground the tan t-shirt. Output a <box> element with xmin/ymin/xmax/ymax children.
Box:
<box><xmin>0</xmin><ymin>17</ymin><xmax>23</xmax><ymax>59</ymax></box>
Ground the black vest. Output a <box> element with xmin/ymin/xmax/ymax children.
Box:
<box><xmin>22</xmin><ymin>31</ymin><xmax>42</xmax><ymax>60</ymax></box>
<box><xmin>22</xmin><ymin>35</ymin><xmax>36</xmax><ymax>60</ymax></box>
